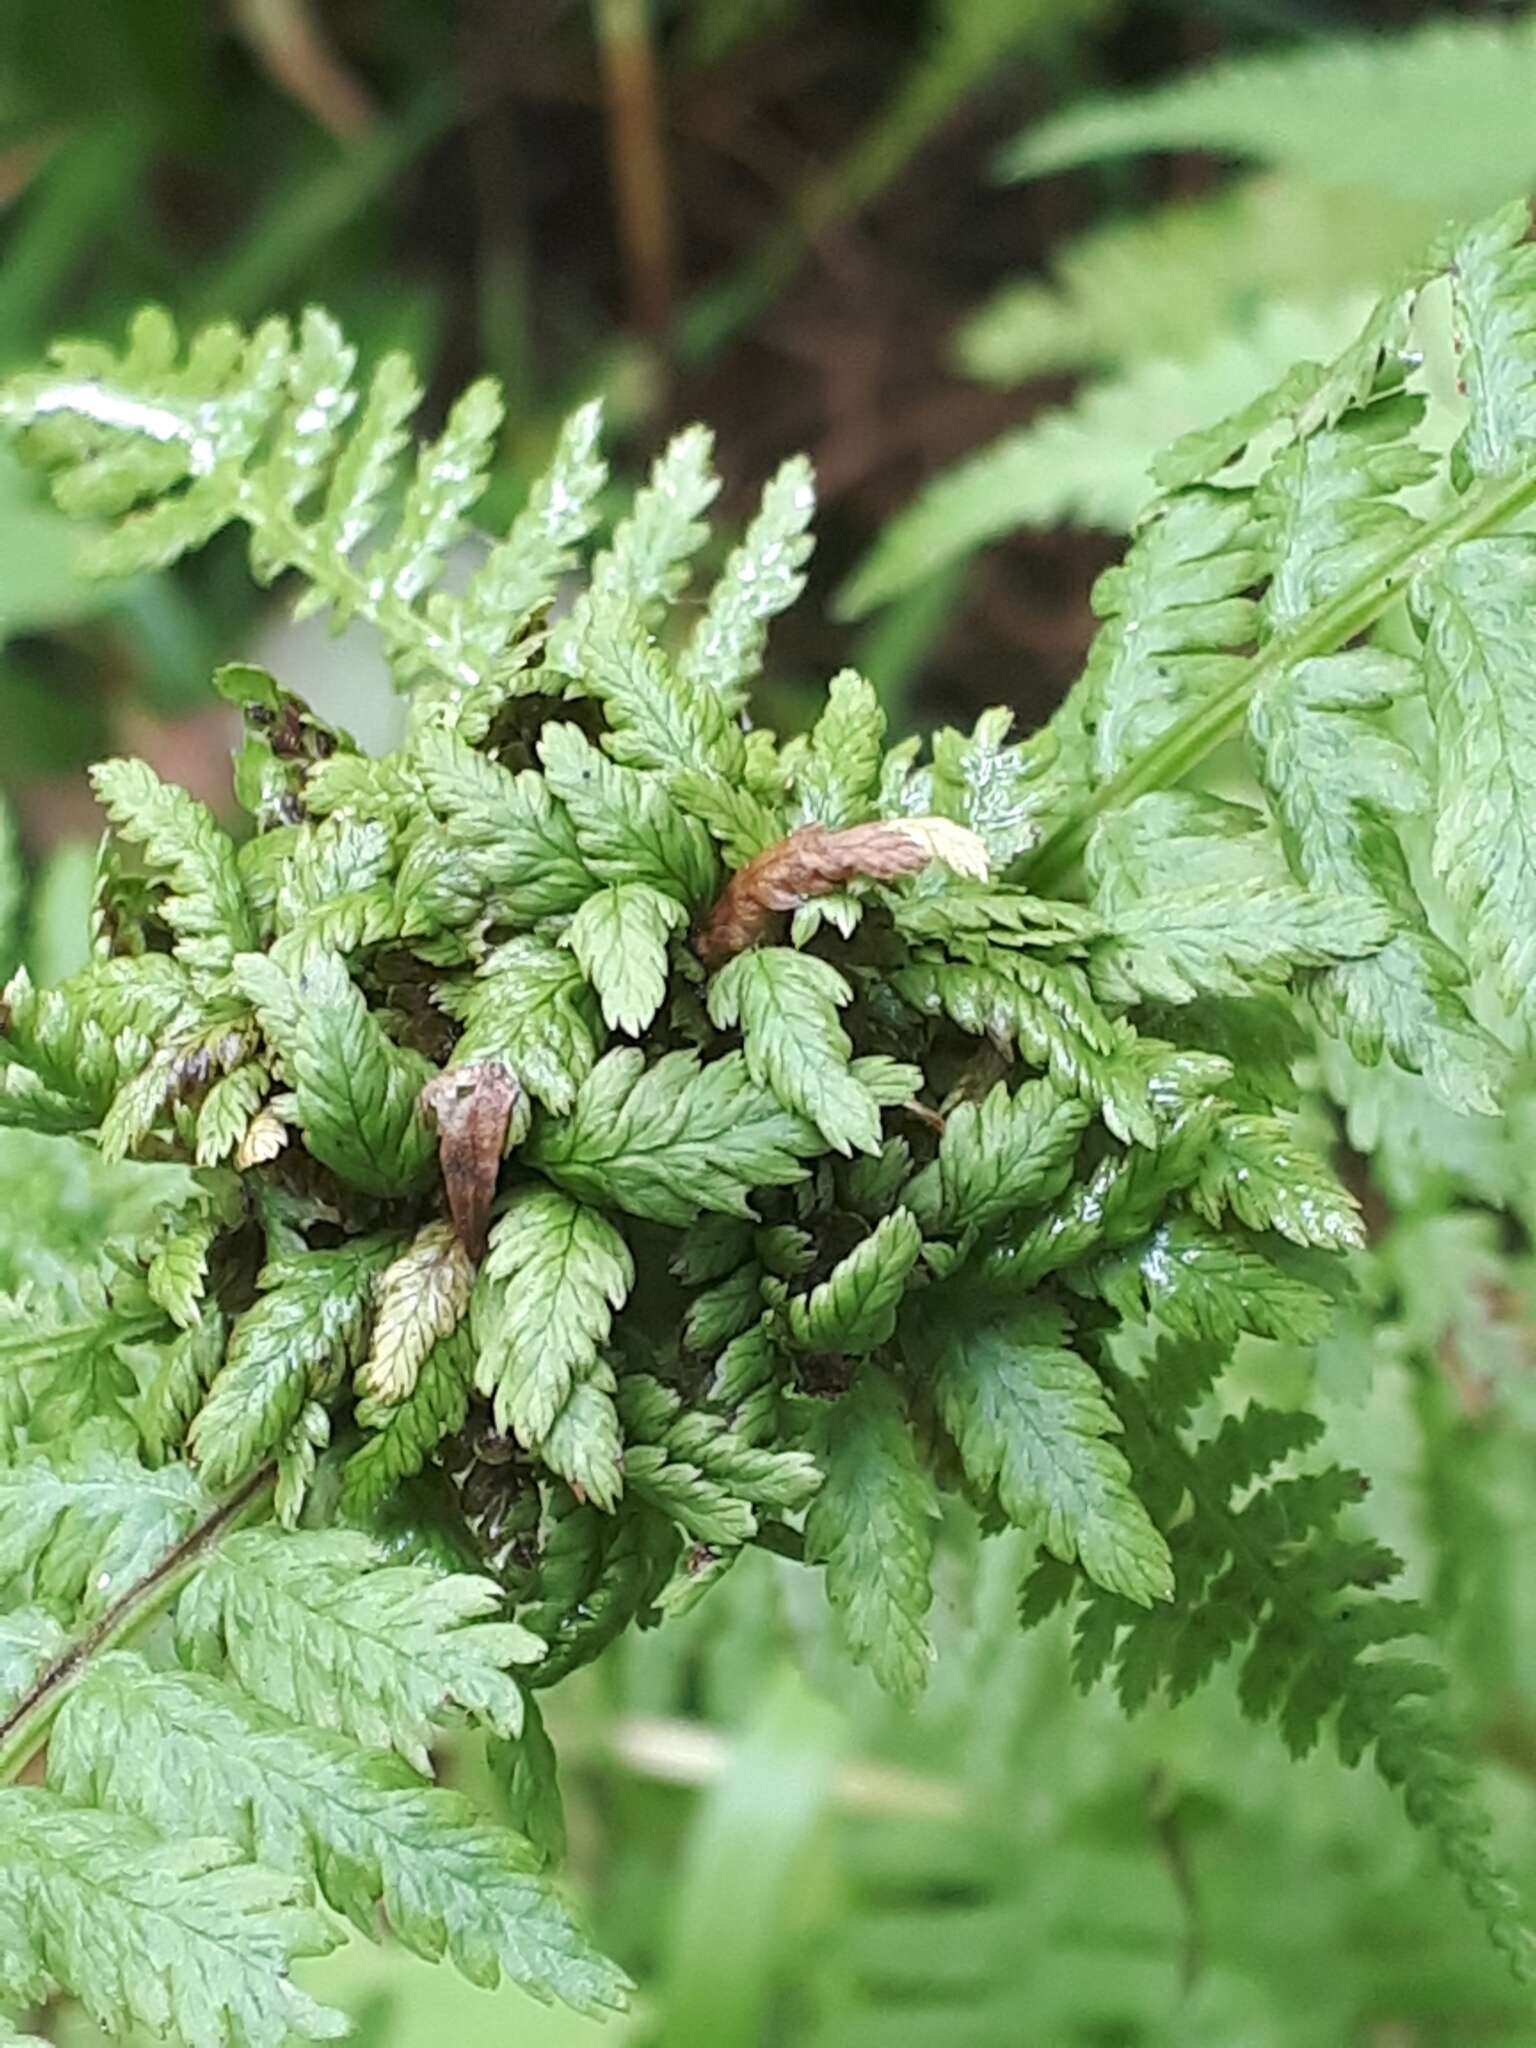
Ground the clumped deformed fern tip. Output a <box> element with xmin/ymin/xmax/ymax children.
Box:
<box><xmin>4</xmin><ymin>194</ymin><xmax>1536</xmax><ymax>2040</ymax></box>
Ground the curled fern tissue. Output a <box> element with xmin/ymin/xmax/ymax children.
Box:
<box><xmin>4</xmin><ymin>196</ymin><xmax>1536</xmax><ymax>2040</ymax></box>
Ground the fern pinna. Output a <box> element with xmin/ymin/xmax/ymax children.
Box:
<box><xmin>3</xmin><ymin>196</ymin><xmax>1536</xmax><ymax>2039</ymax></box>
<box><xmin>838</xmin><ymin>10</ymin><xmax>1536</xmax><ymax>616</ymax></box>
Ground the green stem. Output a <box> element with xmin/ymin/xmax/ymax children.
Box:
<box><xmin>0</xmin><ymin>1465</ymin><xmax>275</xmax><ymax>1787</ymax></box>
<box><xmin>1025</xmin><ymin>460</ymin><xmax>1536</xmax><ymax>896</ymax></box>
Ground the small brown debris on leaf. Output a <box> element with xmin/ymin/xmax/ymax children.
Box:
<box><xmin>421</xmin><ymin>1061</ymin><xmax>526</xmax><ymax>1261</ymax></box>
<box><xmin>694</xmin><ymin>816</ymin><xmax>989</xmax><ymax>968</ymax></box>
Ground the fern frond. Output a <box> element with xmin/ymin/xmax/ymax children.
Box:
<box><xmin>411</xmin><ymin>728</ymin><xmax>595</xmax><ymax>924</ymax></box>
<box><xmin>903</xmin><ymin>1079</ymin><xmax>1088</xmax><ymax>1238</ymax></box>
<box><xmin>1024</xmin><ymin>1351</ymin><xmax>1536</xmax><ymax>1971</ymax></box>
<box><xmin>538</xmin><ymin>721</ymin><xmax>719</xmax><ymax>907</ymax></box>
<box><xmin>0</xmin><ymin>1431</ymin><xmax>207</xmax><ymax>1622</ymax></box>
<box><xmin>0</xmin><ymin>1788</ymin><xmax>345</xmax><ymax>2048</ymax></box>
<box><xmin>343</xmin><ymin>1324</ymin><xmax>473</xmax><ymax>1516</ymax></box>
<box><xmin>6</xmin><ymin>266</ymin><xmax>1536</xmax><ymax>2012</ymax></box>
<box><xmin>439</xmin><ymin>935</ymin><xmax>600</xmax><ymax>1116</ymax></box>
<box><xmin>804</xmin><ymin>1372</ymin><xmax>938</xmax><ymax>1702</ymax></box>
<box><xmin>555</xmin><ymin>423</ymin><xmax>719</xmax><ymax>646</ymax></box>
<box><xmin>676</xmin><ymin>454</ymin><xmax>815</xmax><ymax>710</ymax></box>
<box><xmin>0</xmin><ymin>1502</ymin><xmax>625</xmax><ymax>2036</ymax></box>
<box><xmin>910</xmin><ymin>1290</ymin><xmax>1171</xmax><ymax>1606</ymax></box>
<box><xmin>359</xmin><ymin>1221</ymin><xmax>472</xmax><ymax>1406</ymax></box>
<box><xmin>1</xmin><ymin>956</ymin><xmax>193</xmax><ymax>1128</ymax></box>
<box><xmin>1005</xmin><ymin>13</ymin><xmax>1536</xmax><ymax>213</ymax></box>
<box><xmin>524</xmin><ymin>1047</ymin><xmax>820</xmax><ymax>1225</ymax></box>
<box><xmin>0</xmin><ymin>1261</ymin><xmax>174</xmax><ymax>1441</ymax></box>
<box><xmin>52</xmin><ymin>1652</ymin><xmax>629</xmax><ymax>2013</ymax></box>
<box><xmin>1081</xmin><ymin>487</ymin><xmax>1265</xmax><ymax>782</ymax></box>
<box><xmin>441</xmin><ymin>398</ymin><xmax>607</xmax><ymax>683</ymax></box>
<box><xmin>1250</xmin><ymin>651</ymin><xmax>1506</xmax><ymax>1114</ymax></box>
<box><xmin>616</xmin><ymin>1372</ymin><xmax>820</xmax><ymax>1541</ymax></box>
<box><xmin>959</xmin><ymin>172</ymin><xmax>1436</xmax><ymax>384</ymax></box>
<box><xmin>235</xmin><ymin>946</ymin><xmax>436</xmax><ymax>1195</ymax></box>
<box><xmin>188</xmin><ymin>1239</ymin><xmax>394</xmax><ymax>1489</ymax></box>
<box><xmin>2</xmin><ymin>314</ymin><xmax>580</xmax><ymax>694</ymax></box>
<box><xmin>707</xmin><ymin>946</ymin><xmax>885</xmax><ymax>1157</ymax></box>
<box><xmin>0</xmin><ymin>1608</ymin><xmax>68</xmax><ymax>1717</ymax></box>
<box><xmin>1412</xmin><ymin>209</ymin><xmax>1536</xmax><ymax>1018</ymax></box>
<box><xmin>781</xmin><ymin>1211</ymin><xmax>923</xmax><ymax>1358</ymax></box>
<box><xmin>837</xmin><ymin>301</ymin><xmax>1364</xmax><ymax>615</ymax></box>
<box><xmin>176</xmin><ymin>1528</ymin><xmax>537</xmax><ymax>1772</ymax></box>
<box><xmin>473</xmin><ymin>1185</ymin><xmax>633</xmax><ymax>1443</ymax></box>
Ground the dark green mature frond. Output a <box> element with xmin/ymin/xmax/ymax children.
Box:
<box><xmin>474</xmin><ymin>1185</ymin><xmax>632</xmax><ymax>1443</ymax></box>
<box><xmin>708</xmin><ymin>946</ymin><xmax>885</xmax><ymax>1156</ymax></box>
<box><xmin>525</xmin><ymin>1048</ymin><xmax>820</xmax><ymax>1225</ymax></box>
<box><xmin>903</xmin><ymin>1080</ymin><xmax>1088</xmax><ymax>1238</ymax></box>
<box><xmin>235</xmin><ymin>946</ymin><xmax>437</xmax><ymax>1196</ymax></box>
<box><xmin>913</xmin><ymin>1293</ymin><xmax>1172</xmax><ymax>1606</ymax></box>
<box><xmin>616</xmin><ymin>1372</ymin><xmax>820</xmax><ymax>1541</ymax></box>
<box><xmin>188</xmin><ymin>1239</ymin><xmax>396</xmax><ymax>1493</ymax></box>
<box><xmin>804</xmin><ymin>1372</ymin><xmax>938</xmax><ymax>1702</ymax></box>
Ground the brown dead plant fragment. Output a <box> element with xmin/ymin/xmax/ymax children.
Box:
<box><xmin>694</xmin><ymin>816</ymin><xmax>989</xmax><ymax>968</ymax></box>
<box><xmin>421</xmin><ymin>1061</ymin><xmax>526</xmax><ymax>1261</ymax></box>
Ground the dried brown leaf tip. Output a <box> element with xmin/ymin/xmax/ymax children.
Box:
<box><xmin>420</xmin><ymin>1061</ymin><xmax>526</xmax><ymax>1261</ymax></box>
<box><xmin>694</xmin><ymin>816</ymin><xmax>989</xmax><ymax>968</ymax></box>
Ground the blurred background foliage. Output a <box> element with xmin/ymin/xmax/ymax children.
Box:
<box><xmin>7</xmin><ymin>1</ymin><xmax>1536</xmax><ymax>2042</ymax></box>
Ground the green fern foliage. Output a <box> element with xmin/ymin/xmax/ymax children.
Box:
<box><xmin>957</xmin><ymin>174</ymin><xmax>1436</xmax><ymax>388</ymax></box>
<box><xmin>1005</xmin><ymin>13</ymin><xmax>1536</xmax><ymax>211</ymax></box>
<box><xmin>5</xmin><ymin>225</ymin><xmax>1536</xmax><ymax>2034</ymax></box>
<box><xmin>846</xmin><ymin>13</ymin><xmax>1536</xmax><ymax>614</ymax></box>
<box><xmin>837</xmin><ymin>299</ymin><xmax>1365</xmax><ymax>612</ymax></box>
<box><xmin>1022</xmin><ymin>1343</ymin><xmax>1532</xmax><ymax>1972</ymax></box>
